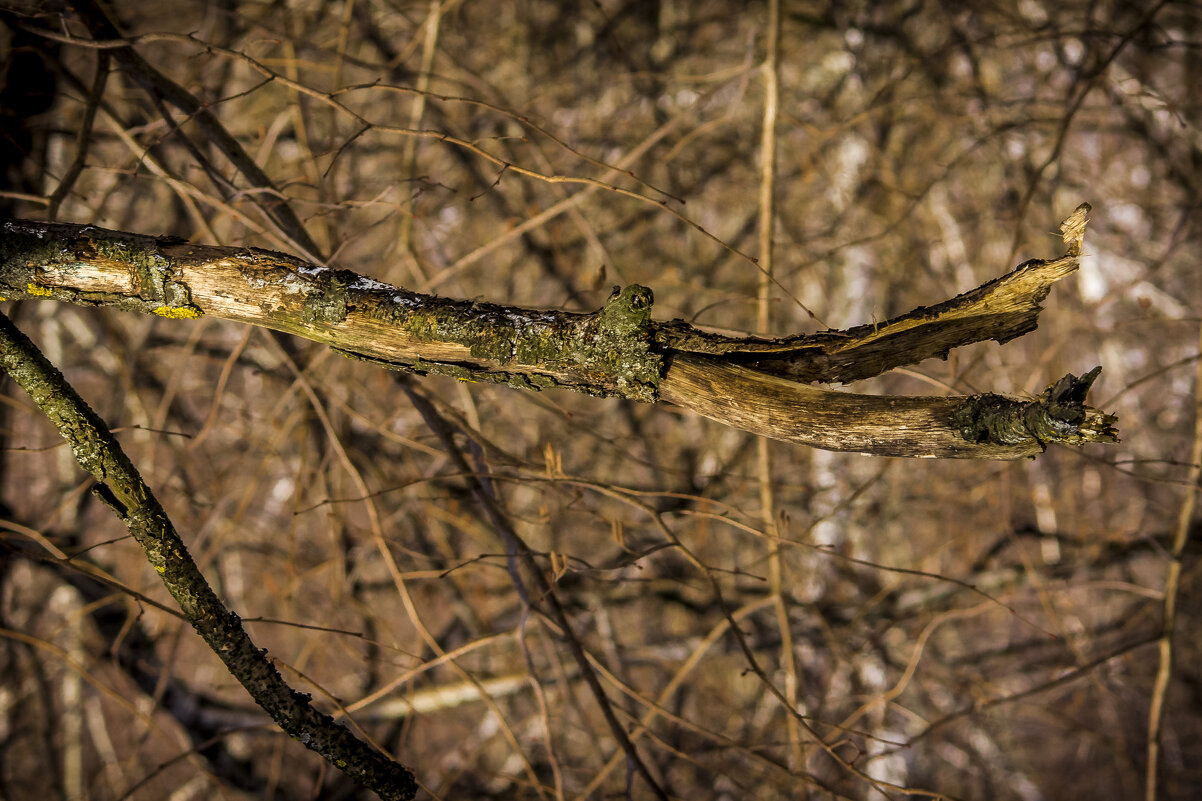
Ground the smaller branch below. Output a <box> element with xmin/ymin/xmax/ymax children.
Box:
<box><xmin>0</xmin><ymin>311</ymin><xmax>418</xmax><ymax>800</ymax></box>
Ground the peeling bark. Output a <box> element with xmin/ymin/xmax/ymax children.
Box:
<box><xmin>656</xmin><ymin>204</ymin><xmax>1094</xmax><ymax>383</ymax></box>
<box><xmin>0</xmin><ymin>205</ymin><xmax>1118</xmax><ymax>459</ymax></box>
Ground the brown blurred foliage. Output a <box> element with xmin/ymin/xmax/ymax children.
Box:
<box><xmin>1</xmin><ymin>1</ymin><xmax>1200</xmax><ymax>799</ymax></box>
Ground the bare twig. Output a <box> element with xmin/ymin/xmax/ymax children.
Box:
<box><xmin>755</xmin><ymin>0</ymin><xmax>803</xmax><ymax>773</ymax></box>
<box><xmin>1145</xmin><ymin>319</ymin><xmax>1202</xmax><ymax>801</ymax></box>
<box><xmin>46</xmin><ymin>51</ymin><xmax>108</xmax><ymax>220</ymax></box>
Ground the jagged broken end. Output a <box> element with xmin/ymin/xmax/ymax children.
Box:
<box><xmin>1060</xmin><ymin>202</ymin><xmax>1091</xmax><ymax>257</ymax></box>
<box><xmin>953</xmin><ymin>366</ymin><xmax>1119</xmax><ymax>452</ymax></box>
<box><xmin>990</xmin><ymin>201</ymin><xmax>1092</xmax><ymax>345</ymax></box>
<box><xmin>1031</xmin><ymin>365</ymin><xmax>1120</xmax><ymax>446</ymax></box>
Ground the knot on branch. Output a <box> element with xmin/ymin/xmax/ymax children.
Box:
<box><xmin>571</xmin><ymin>284</ymin><xmax>661</xmax><ymax>401</ymax></box>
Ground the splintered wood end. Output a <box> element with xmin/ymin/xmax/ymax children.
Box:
<box><xmin>1060</xmin><ymin>202</ymin><xmax>1091</xmax><ymax>256</ymax></box>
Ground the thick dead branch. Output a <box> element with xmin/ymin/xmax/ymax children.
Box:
<box><xmin>0</xmin><ymin>205</ymin><xmax>1117</xmax><ymax>458</ymax></box>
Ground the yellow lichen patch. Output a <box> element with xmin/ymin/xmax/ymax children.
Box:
<box><xmin>152</xmin><ymin>305</ymin><xmax>203</xmax><ymax>319</ymax></box>
<box><xmin>0</xmin><ymin>295</ymin><xmax>7</xmax><ymax>301</ymax></box>
<box><xmin>26</xmin><ymin>283</ymin><xmax>53</xmax><ymax>297</ymax></box>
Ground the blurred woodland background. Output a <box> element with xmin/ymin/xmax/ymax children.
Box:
<box><xmin>0</xmin><ymin>0</ymin><xmax>1200</xmax><ymax>799</ymax></box>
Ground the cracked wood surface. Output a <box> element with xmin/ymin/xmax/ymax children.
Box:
<box><xmin>0</xmin><ymin>205</ymin><xmax>1117</xmax><ymax>458</ymax></box>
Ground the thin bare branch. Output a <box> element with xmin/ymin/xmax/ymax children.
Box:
<box><xmin>1145</xmin><ymin>319</ymin><xmax>1202</xmax><ymax>801</ymax></box>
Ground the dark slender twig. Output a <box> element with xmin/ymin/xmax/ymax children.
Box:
<box><xmin>904</xmin><ymin>633</ymin><xmax>1161</xmax><ymax>749</ymax></box>
<box><xmin>0</xmin><ymin>310</ymin><xmax>418</xmax><ymax>801</ymax></box>
<box><xmin>398</xmin><ymin>378</ymin><xmax>672</xmax><ymax>801</ymax></box>
<box><xmin>70</xmin><ymin>0</ymin><xmax>325</xmax><ymax>261</ymax></box>
<box><xmin>47</xmin><ymin>50</ymin><xmax>108</xmax><ymax>220</ymax></box>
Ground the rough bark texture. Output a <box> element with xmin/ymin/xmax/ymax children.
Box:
<box><xmin>0</xmin><ymin>205</ymin><xmax>1117</xmax><ymax>458</ymax></box>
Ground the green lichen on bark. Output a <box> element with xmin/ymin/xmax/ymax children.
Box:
<box><xmin>575</xmin><ymin>284</ymin><xmax>660</xmax><ymax>400</ymax></box>
<box><xmin>302</xmin><ymin>269</ymin><xmax>354</xmax><ymax>325</ymax></box>
<box><xmin>360</xmin><ymin>283</ymin><xmax>662</xmax><ymax>400</ymax></box>
<box><xmin>90</xmin><ymin>229</ymin><xmax>200</xmax><ymax>315</ymax></box>
<box><xmin>0</xmin><ymin>220</ymin><xmax>72</xmax><ymax>279</ymax></box>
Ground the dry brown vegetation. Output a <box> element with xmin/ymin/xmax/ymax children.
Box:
<box><xmin>0</xmin><ymin>1</ymin><xmax>1199</xmax><ymax>799</ymax></box>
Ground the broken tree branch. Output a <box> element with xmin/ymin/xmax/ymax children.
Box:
<box><xmin>0</xmin><ymin>204</ymin><xmax>1117</xmax><ymax>458</ymax></box>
